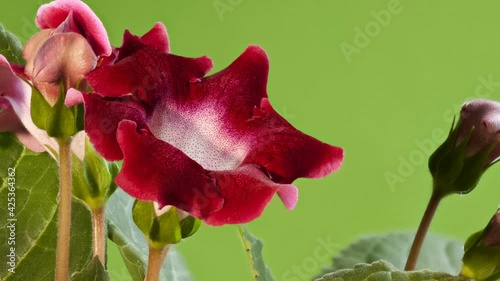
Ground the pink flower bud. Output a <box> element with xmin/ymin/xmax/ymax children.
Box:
<box><xmin>457</xmin><ymin>99</ymin><xmax>500</xmax><ymax>164</ymax></box>
<box><xmin>429</xmin><ymin>99</ymin><xmax>500</xmax><ymax>196</ymax></box>
<box><xmin>24</xmin><ymin>28</ymin><xmax>97</xmax><ymax>105</ymax></box>
<box><xmin>24</xmin><ymin>0</ymin><xmax>111</xmax><ymax>105</ymax></box>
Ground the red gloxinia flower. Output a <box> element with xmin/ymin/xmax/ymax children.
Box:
<box><xmin>84</xmin><ymin>24</ymin><xmax>343</xmax><ymax>226</ymax></box>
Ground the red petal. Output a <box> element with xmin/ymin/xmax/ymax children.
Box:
<box><xmin>191</xmin><ymin>45</ymin><xmax>269</xmax><ymax>125</ymax></box>
<box><xmin>242</xmin><ymin>98</ymin><xmax>344</xmax><ymax>183</ymax></box>
<box><xmin>36</xmin><ymin>0</ymin><xmax>111</xmax><ymax>56</ymax></box>
<box><xmin>203</xmin><ymin>165</ymin><xmax>298</xmax><ymax>226</ymax></box>
<box><xmin>115</xmin><ymin>120</ymin><xmax>224</xmax><ymax>218</ymax></box>
<box><xmin>114</xmin><ymin>30</ymin><xmax>144</xmax><ymax>62</ymax></box>
<box><xmin>98</xmin><ymin>47</ymin><xmax>118</xmax><ymax>67</ymax></box>
<box><xmin>140</xmin><ymin>46</ymin><xmax>271</xmax><ymax>171</ymax></box>
<box><xmin>83</xmin><ymin>94</ymin><xmax>148</xmax><ymax>161</ymax></box>
<box><xmin>115</xmin><ymin>23</ymin><xmax>169</xmax><ymax>63</ymax></box>
<box><xmin>140</xmin><ymin>22</ymin><xmax>169</xmax><ymax>53</ymax></box>
<box><xmin>86</xmin><ymin>47</ymin><xmax>212</xmax><ymax>107</ymax></box>
<box><xmin>188</xmin><ymin>46</ymin><xmax>344</xmax><ymax>182</ymax></box>
<box><xmin>115</xmin><ymin>120</ymin><xmax>296</xmax><ymax>225</ymax></box>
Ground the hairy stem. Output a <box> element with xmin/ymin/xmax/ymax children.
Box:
<box><xmin>55</xmin><ymin>138</ymin><xmax>73</xmax><ymax>281</ymax></box>
<box><xmin>145</xmin><ymin>246</ymin><xmax>169</xmax><ymax>281</ymax></box>
<box><xmin>405</xmin><ymin>192</ymin><xmax>442</xmax><ymax>271</ymax></box>
<box><xmin>92</xmin><ymin>207</ymin><xmax>106</xmax><ymax>265</ymax></box>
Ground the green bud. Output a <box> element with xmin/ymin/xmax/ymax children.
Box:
<box><xmin>72</xmin><ymin>136</ymin><xmax>118</xmax><ymax>208</ymax></box>
<box><xmin>83</xmin><ymin>137</ymin><xmax>111</xmax><ymax>199</ymax></box>
<box><xmin>132</xmin><ymin>200</ymin><xmax>201</xmax><ymax>249</ymax></box>
<box><xmin>30</xmin><ymin>82</ymin><xmax>82</xmax><ymax>138</ymax></box>
<box><xmin>45</xmin><ymin>83</ymin><xmax>77</xmax><ymax>138</ymax></box>
<box><xmin>180</xmin><ymin>216</ymin><xmax>201</xmax><ymax>239</ymax></box>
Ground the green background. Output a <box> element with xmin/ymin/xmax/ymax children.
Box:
<box><xmin>4</xmin><ymin>0</ymin><xmax>500</xmax><ymax>280</ymax></box>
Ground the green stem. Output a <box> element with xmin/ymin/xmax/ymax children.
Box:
<box><xmin>145</xmin><ymin>246</ymin><xmax>169</xmax><ymax>281</ymax></box>
<box><xmin>91</xmin><ymin>207</ymin><xmax>106</xmax><ymax>266</ymax></box>
<box><xmin>55</xmin><ymin>138</ymin><xmax>73</xmax><ymax>281</ymax></box>
<box><xmin>404</xmin><ymin>192</ymin><xmax>442</xmax><ymax>271</ymax></box>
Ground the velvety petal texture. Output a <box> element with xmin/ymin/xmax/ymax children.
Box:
<box><xmin>83</xmin><ymin>94</ymin><xmax>148</xmax><ymax>160</ymax></box>
<box><xmin>115</xmin><ymin>120</ymin><xmax>224</xmax><ymax>219</ymax></box>
<box><xmin>36</xmin><ymin>0</ymin><xmax>111</xmax><ymax>56</ymax></box>
<box><xmin>84</xmin><ymin>26</ymin><xmax>344</xmax><ymax>225</ymax></box>
<box><xmin>203</xmin><ymin>167</ymin><xmax>298</xmax><ymax>226</ymax></box>
<box><xmin>140</xmin><ymin>22</ymin><xmax>170</xmax><ymax>53</ymax></box>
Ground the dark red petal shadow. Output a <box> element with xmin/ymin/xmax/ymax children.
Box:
<box><xmin>83</xmin><ymin>94</ymin><xmax>148</xmax><ymax>160</ymax></box>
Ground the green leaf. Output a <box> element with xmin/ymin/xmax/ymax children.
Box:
<box><xmin>0</xmin><ymin>132</ymin><xmax>97</xmax><ymax>280</ymax></box>
<box><xmin>107</xmin><ymin>189</ymin><xmax>194</xmax><ymax>281</ymax></box>
<box><xmin>72</xmin><ymin>257</ymin><xmax>110</xmax><ymax>281</ymax></box>
<box><xmin>237</xmin><ymin>225</ymin><xmax>275</xmax><ymax>281</ymax></box>
<box><xmin>321</xmin><ymin>232</ymin><xmax>463</xmax><ymax>276</ymax></box>
<box><xmin>0</xmin><ymin>23</ymin><xmax>25</xmax><ymax>65</ymax></box>
<box><xmin>316</xmin><ymin>260</ymin><xmax>471</xmax><ymax>281</ymax></box>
